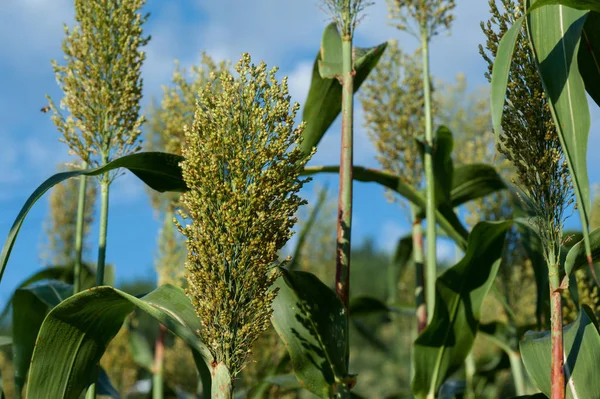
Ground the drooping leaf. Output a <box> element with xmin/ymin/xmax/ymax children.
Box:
<box><xmin>271</xmin><ymin>268</ymin><xmax>348</xmax><ymax>399</ymax></box>
<box><xmin>527</xmin><ymin>4</ymin><xmax>592</xmax><ymax>266</ymax></box>
<box><xmin>129</xmin><ymin>329</ymin><xmax>155</xmax><ymax>372</ymax></box>
<box><xmin>0</xmin><ymin>152</ymin><xmax>186</xmax><ymax>284</ymax></box>
<box><xmin>579</xmin><ymin>11</ymin><xmax>600</xmax><ymax>107</ymax></box>
<box><xmin>318</xmin><ymin>23</ymin><xmax>344</xmax><ymax>78</ymax></box>
<box><xmin>261</xmin><ymin>373</ymin><xmax>302</xmax><ymax>390</ymax></box>
<box><xmin>26</xmin><ymin>284</ymin><xmax>212</xmax><ymax>399</ymax></box>
<box><xmin>12</xmin><ymin>280</ymin><xmax>72</xmax><ymax>396</ymax></box>
<box><xmin>300</xmin><ymin>23</ymin><xmax>387</xmax><ymax>157</ymax></box>
<box><xmin>520</xmin><ymin>305</ymin><xmax>600</xmax><ymax>398</ymax></box>
<box><xmin>450</xmin><ymin>164</ymin><xmax>507</xmax><ymax>207</ymax></box>
<box><xmin>412</xmin><ymin>220</ymin><xmax>512</xmax><ymax>399</ymax></box>
<box><xmin>302</xmin><ymin>166</ymin><xmax>468</xmax><ymax>249</ymax></box>
<box><xmin>565</xmin><ymin>228</ymin><xmax>600</xmax><ymax>275</ymax></box>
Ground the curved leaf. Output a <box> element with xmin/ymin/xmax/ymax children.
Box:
<box><xmin>302</xmin><ymin>165</ymin><xmax>468</xmax><ymax>249</ymax></box>
<box><xmin>129</xmin><ymin>329</ymin><xmax>154</xmax><ymax>372</ymax></box>
<box><xmin>26</xmin><ymin>284</ymin><xmax>211</xmax><ymax>399</ymax></box>
<box><xmin>450</xmin><ymin>164</ymin><xmax>507</xmax><ymax>207</ymax></box>
<box><xmin>12</xmin><ymin>280</ymin><xmax>72</xmax><ymax>396</ymax></box>
<box><xmin>527</xmin><ymin>5</ymin><xmax>592</xmax><ymax>265</ymax></box>
<box><xmin>416</xmin><ymin>126</ymin><xmax>454</xmax><ymax>205</ymax></box>
<box><xmin>412</xmin><ymin>220</ymin><xmax>512</xmax><ymax>399</ymax></box>
<box><xmin>520</xmin><ymin>305</ymin><xmax>600</xmax><ymax>398</ymax></box>
<box><xmin>301</xmin><ymin>23</ymin><xmax>387</xmax><ymax>157</ymax></box>
<box><xmin>271</xmin><ymin>268</ymin><xmax>348</xmax><ymax>399</ymax></box>
<box><xmin>564</xmin><ymin>227</ymin><xmax>600</xmax><ymax>275</ymax></box>
<box><xmin>579</xmin><ymin>11</ymin><xmax>600</xmax><ymax>107</ymax></box>
<box><xmin>490</xmin><ymin>16</ymin><xmax>525</xmax><ymax>143</ymax></box>
<box><xmin>0</xmin><ymin>152</ymin><xmax>186</xmax><ymax>284</ymax></box>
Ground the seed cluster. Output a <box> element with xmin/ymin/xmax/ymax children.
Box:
<box><xmin>176</xmin><ymin>54</ymin><xmax>313</xmax><ymax>376</ymax></box>
<box><xmin>48</xmin><ymin>0</ymin><xmax>149</xmax><ymax>173</ymax></box>
<box><xmin>388</xmin><ymin>0</ymin><xmax>455</xmax><ymax>39</ymax></box>
<box><xmin>480</xmin><ymin>0</ymin><xmax>573</xmax><ymax>264</ymax></box>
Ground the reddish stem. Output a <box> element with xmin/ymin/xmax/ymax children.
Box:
<box><xmin>550</xmin><ymin>286</ymin><xmax>565</xmax><ymax>399</ymax></box>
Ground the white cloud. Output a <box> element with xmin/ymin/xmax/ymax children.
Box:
<box><xmin>288</xmin><ymin>60</ymin><xmax>314</xmax><ymax>108</ymax></box>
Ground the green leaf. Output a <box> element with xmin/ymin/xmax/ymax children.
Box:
<box><xmin>416</xmin><ymin>126</ymin><xmax>454</xmax><ymax>205</ymax></box>
<box><xmin>578</xmin><ymin>11</ymin><xmax>600</xmax><ymax>107</ymax></box>
<box><xmin>564</xmin><ymin>227</ymin><xmax>600</xmax><ymax>275</ymax></box>
<box><xmin>527</xmin><ymin>4</ymin><xmax>592</xmax><ymax>267</ymax></box>
<box><xmin>0</xmin><ymin>337</ymin><xmax>11</xmax><ymax>347</ymax></box>
<box><xmin>349</xmin><ymin>296</ymin><xmax>394</xmax><ymax>317</ymax></box>
<box><xmin>450</xmin><ymin>164</ymin><xmax>507</xmax><ymax>208</ymax></box>
<box><xmin>490</xmin><ymin>16</ymin><xmax>525</xmax><ymax>144</ymax></box>
<box><xmin>12</xmin><ymin>280</ymin><xmax>72</xmax><ymax>396</ymax></box>
<box><xmin>528</xmin><ymin>0</ymin><xmax>600</xmax><ymax>13</ymax></box>
<box><xmin>211</xmin><ymin>362</ymin><xmax>232</xmax><ymax>399</ymax></box>
<box><xmin>520</xmin><ymin>305</ymin><xmax>600</xmax><ymax>398</ymax></box>
<box><xmin>261</xmin><ymin>373</ymin><xmax>301</xmax><ymax>390</ymax></box>
<box><xmin>271</xmin><ymin>269</ymin><xmax>348</xmax><ymax>399</ymax></box>
<box><xmin>128</xmin><ymin>329</ymin><xmax>155</xmax><ymax>372</ymax></box>
<box><xmin>411</xmin><ymin>220</ymin><xmax>512</xmax><ymax>399</ymax></box>
<box><xmin>302</xmin><ymin>165</ymin><xmax>468</xmax><ymax>249</ymax></box>
<box><xmin>510</xmin><ymin>394</ymin><xmax>548</xmax><ymax>398</ymax></box>
<box><xmin>0</xmin><ymin>152</ymin><xmax>186</xmax><ymax>284</ymax></box>
<box><xmin>96</xmin><ymin>367</ymin><xmax>121</xmax><ymax>399</ymax></box>
<box><xmin>288</xmin><ymin>185</ymin><xmax>329</xmax><ymax>271</ymax></box>
<box><xmin>301</xmin><ymin>23</ymin><xmax>387</xmax><ymax>157</ymax></box>
<box><xmin>26</xmin><ymin>284</ymin><xmax>212</xmax><ymax>399</ymax></box>
<box><xmin>318</xmin><ymin>23</ymin><xmax>344</xmax><ymax>78</ymax></box>
<box><xmin>351</xmin><ymin>319</ymin><xmax>390</xmax><ymax>354</ymax></box>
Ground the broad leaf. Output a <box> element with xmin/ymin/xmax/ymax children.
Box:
<box><xmin>450</xmin><ymin>164</ymin><xmax>507</xmax><ymax>208</ymax></box>
<box><xmin>579</xmin><ymin>11</ymin><xmax>600</xmax><ymax>107</ymax></box>
<box><xmin>527</xmin><ymin>4</ymin><xmax>592</xmax><ymax>265</ymax></box>
<box><xmin>490</xmin><ymin>16</ymin><xmax>525</xmax><ymax>143</ymax></box>
<box><xmin>271</xmin><ymin>268</ymin><xmax>348</xmax><ymax>398</ymax></box>
<box><xmin>528</xmin><ymin>0</ymin><xmax>600</xmax><ymax>13</ymax></box>
<box><xmin>129</xmin><ymin>329</ymin><xmax>155</xmax><ymax>372</ymax></box>
<box><xmin>416</xmin><ymin>126</ymin><xmax>454</xmax><ymax>205</ymax></box>
<box><xmin>301</xmin><ymin>23</ymin><xmax>387</xmax><ymax>157</ymax></box>
<box><xmin>12</xmin><ymin>280</ymin><xmax>72</xmax><ymax>396</ymax></box>
<box><xmin>262</xmin><ymin>373</ymin><xmax>302</xmax><ymax>390</ymax></box>
<box><xmin>26</xmin><ymin>284</ymin><xmax>212</xmax><ymax>399</ymax></box>
<box><xmin>302</xmin><ymin>166</ymin><xmax>468</xmax><ymax>249</ymax></box>
<box><xmin>564</xmin><ymin>227</ymin><xmax>600</xmax><ymax>275</ymax></box>
<box><xmin>0</xmin><ymin>152</ymin><xmax>186</xmax><ymax>284</ymax></box>
<box><xmin>520</xmin><ymin>306</ymin><xmax>600</xmax><ymax>398</ymax></box>
<box><xmin>412</xmin><ymin>220</ymin><xmax>512</xmax><ymax>399</ymax></box>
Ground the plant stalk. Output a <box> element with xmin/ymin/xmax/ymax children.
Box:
<box><xmin>96</xmin><ymin>178</ymin><xmax>110</xmax><ymax>286</ymax></box>
<box><xmin>549</xmin><ymin>262</ymin><xmax>565</xmax><ymax>399</ymax></box>
<box><xmin>410</xmin><ymin>205</ymin><xmax>427</xmax><ymax>333</ymax></box>
<box><xmin>420</xmin><ymin>25</ymin><xmax>437</xmax><ymax>324</ymax></box>
<box><xmin>153</xmin><ymin>324</ymin><xmax>167</xmax><ymax>399</ymax></box>
<box><xmin>73</xmin><ymin>162</ymin><xmax>89</xmax><ymax>294</ymax></box>
<box><xmin>465</xmin><ymin>351</ymin><xmax>476</xmax><ymax>399</ymax></box>
<box><xmin>508</xmin><ymin>352</ymin><xmax>526</xmax><ymax>396</ymax></box>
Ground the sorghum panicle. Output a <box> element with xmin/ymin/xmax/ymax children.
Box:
<box><xmin>388</xmin><ymin>0</ymin><xmax>455</xmax><ymax>39</ymax></box>
<box><xmin>48</xmin><ymin>0</ymin><xmax>150</xmax><ymax>174</ymax></box>
<box><xmin>480</xmin><ymin>0</ymin><xmax>573</xmax><ymax>264</ymax></box>
<box><xmin>321</xmin><ymin>0</ymin><xmax>373</xmax><ymax>37</ymax></box>
<box><xmin>176</xmin><ymin>54</ymin><xmax>313</xmax><ymax>376</ymax></box>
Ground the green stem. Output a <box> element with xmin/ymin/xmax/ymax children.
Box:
<box><xmin>153</xmin><ymin>324</ymin><xmax>166</xmax><ymax>399</ymax></box>
<box><xmin>410</xmin><ymin>205</ymin><xmax>427</xmax><ymax>333</ymax></box>
<box><xmin>465</xmin><ymin>351</ymin><xmax>476</xmax><ymax>399</ymax></box>
<box><xmin>96</xmin><ymin>178</ymin><xmax>110</xmax><ymax>286</ymax></box>
<box><xmin>73</xmin><ymin>162</ymin><xmax>89</xmax><ymax>294</ymax></box>
<box><xmin>420</xmin><ymin>25</ymin><xmax>436</xmax><ymax>325</ymax></box>
<box><xmin>336</xmin><ymin>27</ymin><xmax>354</xmax><ymax>380</ymax></box>
<box><xmin>549</xmin><ymin>258</ymin><xmax>565</xmax><ymax>399</ymax></box>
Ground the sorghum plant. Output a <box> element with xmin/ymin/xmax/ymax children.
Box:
<box><xmin>388</xmin><ymin>0</ymin><xmax>455</xmax><ymax>323</ymax></box>
<box><xmin>176</xmin><ymin>54</ymin><xmax>312</xmax><ymax>386</ymax></box>
<box><xmin>481</xmin><ymin>0</ymin><xmax>574</xmax><ymax>396</ymax></box>
<box><xmin>48</xmin><ymin>0</ymin><xmax>150</xmax><ymax>288</ymax></box>
<box><xmin>360</xmin><ymin>39</ymin><xmax>428</xmax><ymax>331</ymax></box>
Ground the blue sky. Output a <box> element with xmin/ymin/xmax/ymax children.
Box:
<box><xmin>0</xmin><ymin>0</ymin><xmax>598</xmax><ymax>303</ymax></box>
